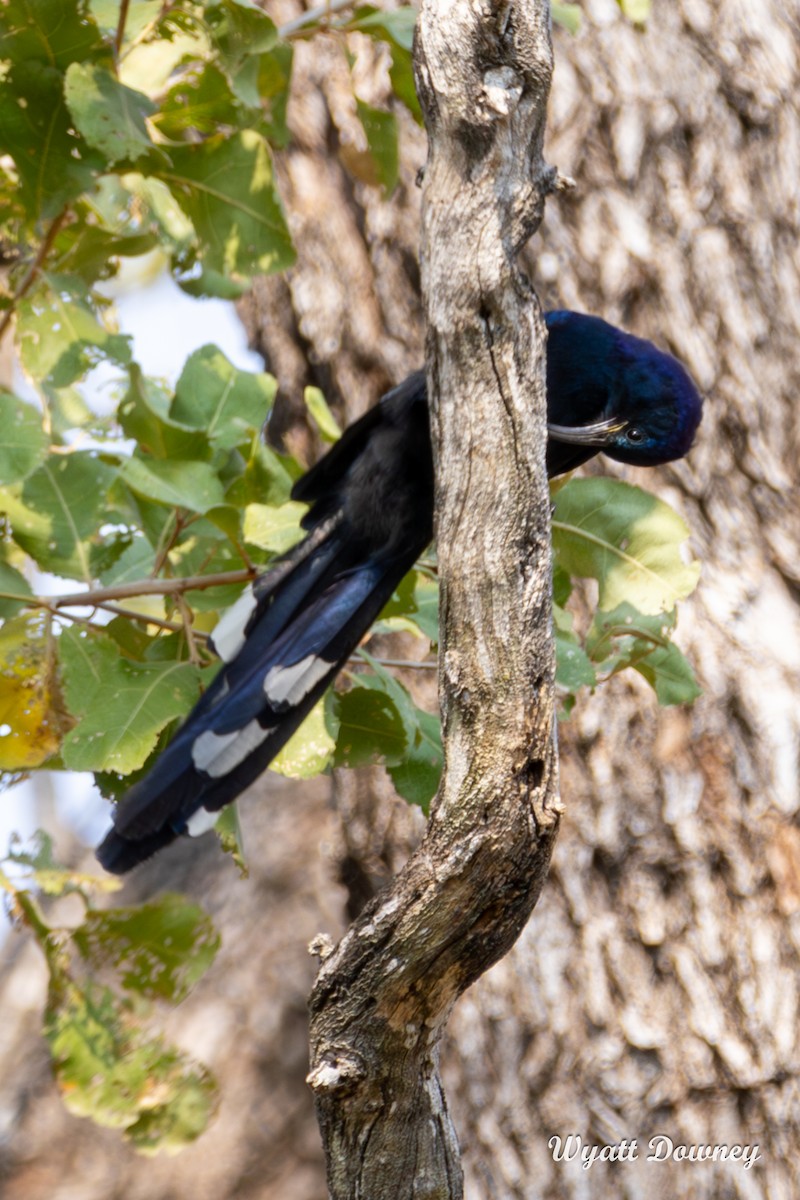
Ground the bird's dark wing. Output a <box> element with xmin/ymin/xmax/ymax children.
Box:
<box><xmin>96</xmin><ymin>373</ymin><xmax>433</xmax><ymax>874</ymax></box>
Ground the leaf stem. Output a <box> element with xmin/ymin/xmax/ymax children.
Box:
<box><xmin>0</xmin><ymin>208</ymin><xmax>69</xmax><ymax>342</ymax></box>
<box><xmin>114</xmin><ymin>0</ymin><xmax>131</xmax><ymax>57</ymax></box>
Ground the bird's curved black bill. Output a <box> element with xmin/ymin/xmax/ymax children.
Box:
<box><xmin>546</xmin><ymin>417</ymin><xmax>626</xmax><ymax>446</ymax></box>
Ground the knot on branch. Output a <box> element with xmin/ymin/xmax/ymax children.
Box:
<box><xmin>482</xmin><ymin>66</ymin><xmax>523</xmax><ymax>116</ymax></box>
<box><xmin>307</xmin><ymin>1049</ymin><xmax>367</xmax><ymax>1096</ymax></box>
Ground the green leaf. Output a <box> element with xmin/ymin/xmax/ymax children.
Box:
<box><xmin>213</xmin><ymin>802</ymin><xmax>248</xmax><ymax>875</ymax></box>
<box><xmin>97</xmin><ymin>537</ymin><xmax>156</xmax><ymax>589</ymax></box>
<box><xmin>17</xmin><ymin>275</ymin><xmax>131</xmax><ymax>388</ymax></box>
<box><xmin>152</xmin><ymin>63</ymin><xmax>240</xmax><ymax>140</ymax></box>
<box><xmin>155</xmin><ymin>130</ymin><xmax>295</xmax><ymax>280</ymax></box>
<box><xmin>0</xmin><ymin>0</ymin><xmax>105</xmax><ymax>72</ymax></box>
<box><xmin>552</xmin><ymin>478</ymin><xmax>700</xmax><ymax>615</ymax></box>
<box><xmin>555</xmin><ymin>618</ymin><xmax>597</xmax><ymax>693</ymax></box>
<box><xmin>15</xmin><ymin>452</ymin><xmax>118</xmax><ymax>580</ymax></box>
<box><xmin>552</xmin><ymin>3</ymin><xmax>583</xmax><ymax>34</ymax></box>
<box><xmin>553</xmin><ymin>564</ymin><xmax>572</xmax><ymax>607</ymax></box>
<box><xmin>252</xmin><ymin>43</ymin><xmax>293</xmax><ymax>147</ymax></box>
<box><xmin>345</xmin><ymin>6</ymin><xmax>421</xmax><ymax>122</ymax></box>
<box><xmin>64</xmin><ymin>63</ymin><xmax>157</xmax><ymax>166</ymax></box>
<box><xmin>243</xmin><ymin>500</ymin><xmax>306</xmax><ymax>553</ymax></box>
<box><xmin>73</xmin><ymin>895</ymin><xmax>220</xmax><ymax>1004</ymax></box>
<box><xmin>171</xmin><ymin>345</ymin><xmax>276</xmax><ymax>449</ymax></box>
<box><xmin>205</xmin><ymin>0</ymin><xmax>279</xmax><ymax>74</ymax></box>
<box><xmin>118</xmin><ymin>364</ymin><xmax>210</xmax><ymax>461</ymax></box>
<box><xmin>388</xmin><ymin>45</ymin><xmax>422</xmax><ymax>123</ymax></box>
<box><xmin>353</xmin><ymin>101</ymin><xmax>399</xmax><ymax>192</ymax></box>
<box><xmin>120</xmin><ymin>456</ymin><xmax>225</xmax><ymax>516</ymax></box>
<box><xmin>379</xmin><ymin>570</ymin><xmax>439</xmax><ymax>644</ymax></box>
<box><xmin>634</xmin><ymin>640</ymin><xmax>701</xmax><ymax>706</ymax></box>
<box><xmin>226</xmin><ymin>441</ymin><xmax>296</xmax><ymax>508</ymax></box>
<box><xmin>0</xmin><ymin>393</ymin><xmax>48</xmax><ymax>484</ymax></box>
<box><xmin>388</xmin><ymin>707</ymin><xmax>442</xmax><ymax>813</ymax></box>
<box><xmin>348</xmin><ymin>6</ymin><xmax>416</xmax><ymax>50</ymax></box>
<box><xmin>45</xmin><ymin>977</ymin><xmax>217</xmax><ymax>1149</ymax></box>
<box><xmin>53</xmin><ymin>216</ymin><xmax>159</xmax><ymax>285</ymax></box>
<box><xmin>271</xmin><ymin>694</ymin><xmax>338</xmax><ymax>778</ymax></box>
<box><xmin>0</xmin><ymin>559</ymin><xmax>33</xmax><ymax>618</ymax></box>
<box><xmin>333</xmin><ymin>678</ymin><xmax>409</xmax><ymax>768</ymax></box>
<box><xmin>59</xmin><ymin>626</ymin><xmax>206</xmax><ymax>773</ymax></box>
<box><xmin>618</xmin><ymin>0</ymin><xmax>651</xmax><ymax>24</ymax></box>
<box><xmin>122</xmin><ymin>175</ymin><xmax>195</xmax><ymax>249</ymax></box>
<box><xmin>304</xmin><ymin>386</ymin><xmax>342</xmax><ymax>443</ymax></box>
<box><xmin>587</xmin><ymin>603</ymin><xmax>700</xmax><ymax>707</ymax></box>
<box><xmin>88</xmin><ymin>0</ymin><xmax>161</xmax><ymax>43</ymax></box>
<box><xmin>0</xmin><ymin>63</ymin><xmax>105</xmax><ymax>219</ymax></box>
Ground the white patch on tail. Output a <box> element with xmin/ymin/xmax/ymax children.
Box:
<box><xmin>192</xmin><ymin>718</ymin><xmax>270</xmax><ymax>777</ymax></box>
<box><xmin>186</xmin><ymin>808</ymin><xmax>222</xmax><ymax>837</ymax></box>
<box><xmin>262</xmin><ymin>654</ymin><xmax>332</xmax><ymax>707</ymax></box>
<box><xmin>210</xmin><ymin>588</ymin><xmax>257</xmax><ymax>662</ymax></box>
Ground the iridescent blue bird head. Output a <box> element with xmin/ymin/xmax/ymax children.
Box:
<box><xmin>544</xmin><ymin>312</ymin><xmax>703</xmax><ymax>471</ymax></box>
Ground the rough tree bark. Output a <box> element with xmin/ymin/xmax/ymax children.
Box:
<box><xmin>306</xmin><ymin>3</ymin><xmax>558</xmax><ymax>1195</ymax></box>
<box><xmin>2</xmin><ymin>3</ymin><xmax>800</xmax><ymax>1199</ymax></box>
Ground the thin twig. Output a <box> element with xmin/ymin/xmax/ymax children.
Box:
<box><xmin>279</xmin><ymin>0</ymin><xmax>358</xmax><ymax>40</ymax></box>
<box><xmin>49</xmin><ymin>568</ymin><xmax>255</xmax><ymax>609</ymax></box>
<box><xmin>114</xmin><ymin>0</ymin><xmax>131</xmax><ymax>57</ymax></box>
<box><xmin>348</xmin><ymin>654</ymin><xmax>438</xmax><ymax>671</ymax></box>
<box><xmin>174</xmin><ymin>592</ymin><xmax>204</xmax><ymax>663</ymax></box>
<box><xmin>0</xmin><ymin>208</ymin><xmax>69</xmax><ymax>342</ymax></box>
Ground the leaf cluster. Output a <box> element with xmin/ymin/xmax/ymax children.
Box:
<box><xmin>1</xmin><ymin>831</ymin><xmax>219</xmax><ymax>1152</ymax></box>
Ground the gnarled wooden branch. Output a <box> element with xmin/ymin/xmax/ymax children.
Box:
<box><xmin>308</xmin><ymin>3</ymin><xmax>559</xmax><ymax>1195</ymax></box>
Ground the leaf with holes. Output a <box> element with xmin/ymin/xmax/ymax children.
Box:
<box><xmin>72</xmin><ymin>894</ymin><xmax>220</xmax><ymax>1004</ymax></box>
<box><xmin>58</xmin><ymin>627</ymin><xmax>206</xmax><ymax>774</ymax></box>
<box><xmin>65</xmin><ymin>63</ymin><xmax>157</xmax><ymax>166</ymax></box>
<box><xmin>0</xmin><ymin>393</ymin><xmax>48</xmax><ymax>484</ymax></box>
<box><xmin>0</xmin><ymin>614</ymin><xmax>63</xmax><ymax>770</ymax></box>
<box><xmin>12</xmin><ymin>453</ymin><xmax>117</xmax><ymax>582</ymax></box>
<box><xmin>17</xmin><ymin>275</ymin><xmax>131</xmax><ymax>388</ymax></box>
<box><xmin>0</xmin><ymin>62</ymin><xmax>106</xmax><ymax>220</ymax></box>
<box><xmin>45</xmin><ymin>976</ymin><xmax>217</xmax><ymax>1149</ymax></box>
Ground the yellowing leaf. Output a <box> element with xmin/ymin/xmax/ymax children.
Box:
<box><xmin>271</xmin><ymin>696</ymin><xmax>337</xmax><ymax>779</ymax></box>
<box><xmin>243</xmin><ymin>500</ymin><xmax>306</xmax><ymax>553</ymax></box>
<box><xmin>0</xmin><ymin>614</ymin><xmax>62</xmax><ymax>769</ymax></box>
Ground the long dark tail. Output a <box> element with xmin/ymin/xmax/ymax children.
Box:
<box><xmin>95</xmin><ymin>533</ymin><xmax>418</xmax><ymax>874</ymax></box>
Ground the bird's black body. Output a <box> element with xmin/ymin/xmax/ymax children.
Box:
<box><xmin>97</xmin><ymin>312</ymin><xmax>702</xmax><ymax>873</ymax></box>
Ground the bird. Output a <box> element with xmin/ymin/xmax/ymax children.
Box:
<box><xmin>96</xmin><ymin>311</ymin><xmax>702</xmax><ymax>873</ymax></box>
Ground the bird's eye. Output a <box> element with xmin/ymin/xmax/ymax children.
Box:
<box><xmin>626</xmin><ymin>426</ymin><xmax>645</xmax><ymax>444</ymax></box>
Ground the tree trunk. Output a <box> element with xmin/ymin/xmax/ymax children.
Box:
<box><xmin>2</xmin><ymin>2</ymin><xmax>800</xmax><ymax>1198</ymax></box>
<box><xmin>306</xmin><ymin>3</ymin><xmax>557</xmax><ymax>1195</ymax></box>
